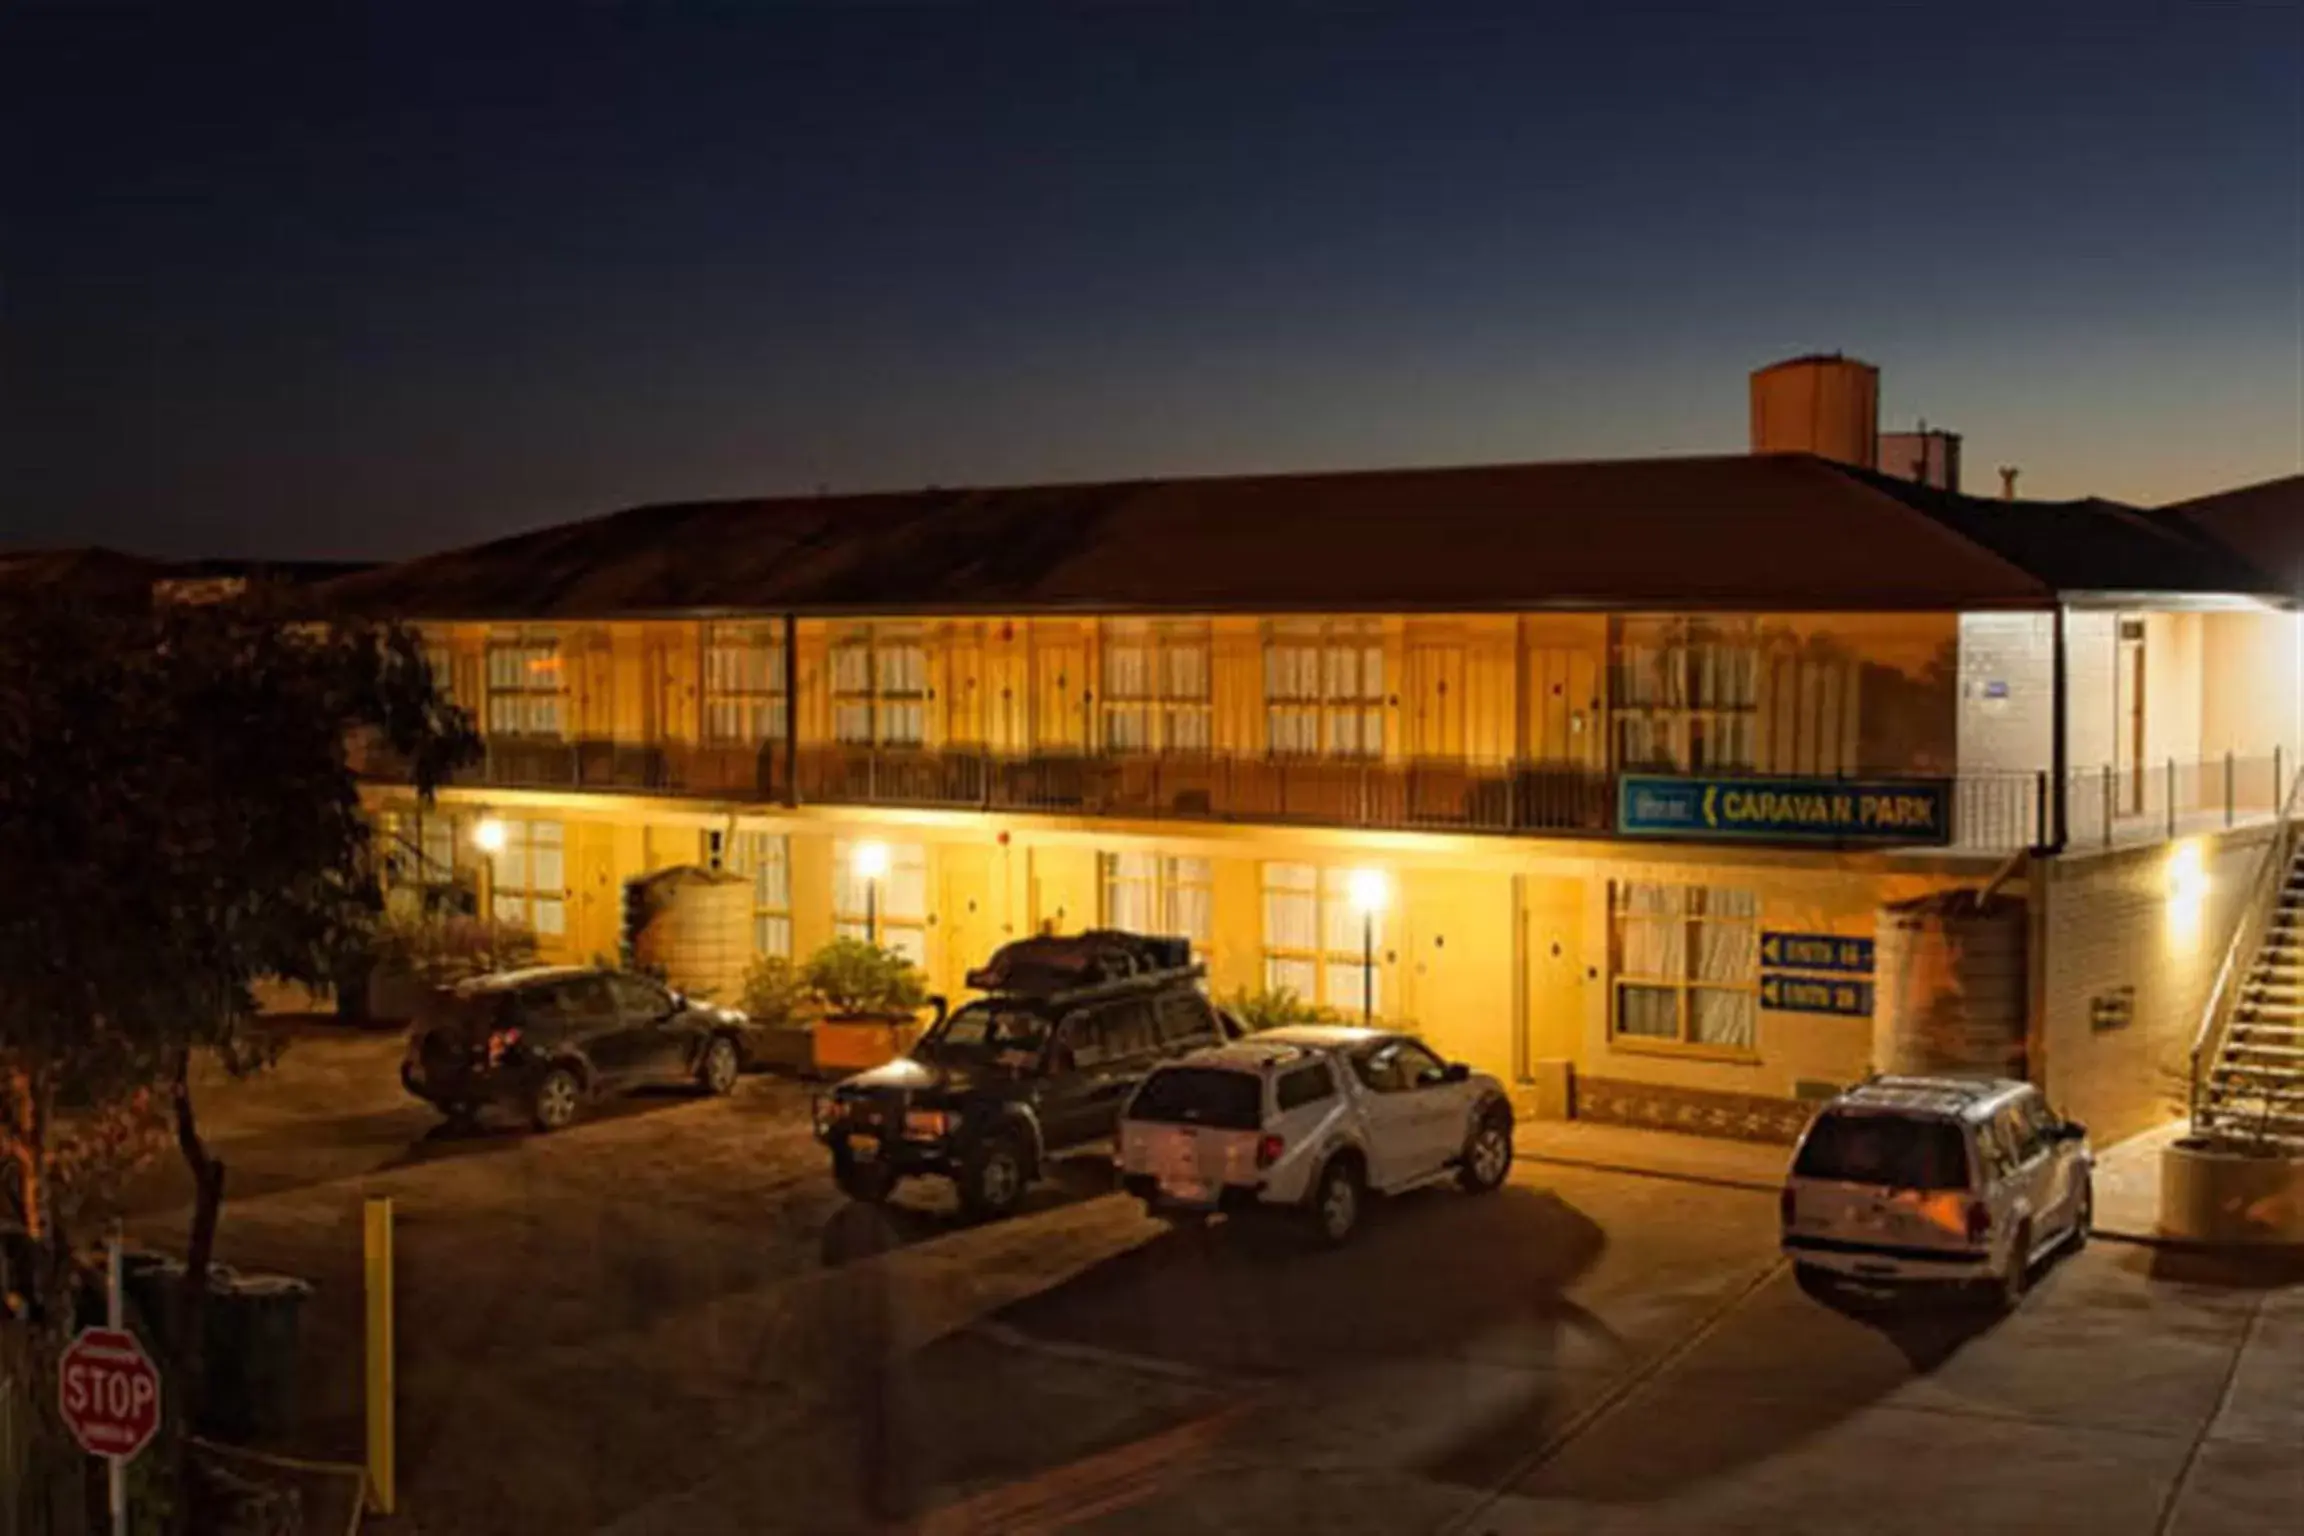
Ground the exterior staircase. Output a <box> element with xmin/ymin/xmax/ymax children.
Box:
<box><xmin>2197</xmin><ymin>834</ymin><xmax>2304</xmax><ymax>1151</ymax></box>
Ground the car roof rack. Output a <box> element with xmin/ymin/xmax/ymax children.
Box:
<box><xmin>966</xmin><ymin>930</ymin><xmax>1203</xmax><ymax>1004</ymax></box>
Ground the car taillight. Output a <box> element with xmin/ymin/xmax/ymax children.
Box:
<box><xmin>486</xmin><ymin>1027</ymin><xmax>521</xmax><ymax>1065</ymax></box>
<box><xmin>1779</xmin><ymin>1185</ymin><xmax>1797</xmax><ymax>1226</ymax></box>
<box><xmin>1965</xmin><ymin>1200</ymin><xmax>1992</xmax><ymax>1243</ymax></box>
<box><xmin>1256</xmin><ymin>1134</ymin><xmax>1285</xmax><ymax>1169</ymax></box>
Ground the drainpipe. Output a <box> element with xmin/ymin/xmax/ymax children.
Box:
<box><xmin>2047</xmin><ymin>604</ymin><xmax>2068</xmax><ymax>854</ymax></box>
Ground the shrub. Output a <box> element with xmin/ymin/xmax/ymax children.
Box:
<box><xmin>370</xmin><ymin>909</ymin><xmax>538</xmax><ymax>987</ymax></box>
<box><xmin>1222</xmin><ymin>984</ymin><xmax>1342</xmax><ymax>1033</ymax></box>
<box><xmin>740</xmin><ymin>954</ymin><xmax>811</xmax><ymax>1027</ymax></box>
<box><xmin>805</xmin><ymin>937</ymin><xmax>928</xmax><ymax>1017</ymax></box>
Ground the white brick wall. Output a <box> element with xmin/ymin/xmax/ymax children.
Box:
<box><xmin>1956</xmin><ymin>612</ymin><xmax>2052</xmax><ymax>776</ymax></box>
<box><xmin>2038</xmin><ymin>826</ymin><xmax>2271</xmax><ymax>1144</ymax></box>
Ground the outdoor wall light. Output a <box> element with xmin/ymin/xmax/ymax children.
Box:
<box><xmin>472</xmin><ymin>816</ymin><xmax>507</xmax><ymax>855</ymax></box>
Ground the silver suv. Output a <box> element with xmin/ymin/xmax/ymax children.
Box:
<box><xmin>1781</xmin><ymin>1075</ymin><xmax>2092</xmax><ymax>1307</ymax></box>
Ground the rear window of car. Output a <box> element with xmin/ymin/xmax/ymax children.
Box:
<box><xmin>1275</xmin><ymin>1062</ymin><xmax>1335</xmax><ymax>1112</ymax></box>
<box><xmin>1794</xmin><ymin>1111</ymin><xmax>1971</xmax><ymax>1191</ymax></box>
<box><xmin>1128</xmin><ymin>1068</ymin><xmax>1264</xmax><ymax>1130</ymax></box>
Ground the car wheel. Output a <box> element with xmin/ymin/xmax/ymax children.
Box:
<box><xmin>531</xmin><ymin>1067</ymin><xmax>583</xmax><ymax>1133</ymax></box>
<box><xmin>1457</xmin><ymin>1110</ymin><xmax>1514</xmax><ymax>1194</ymax></box>
<box><xmin>959</xmin><ymin>1134</ymin><xmax>1031</xmax><ymax>1222</ymax></box>
<box><xmin>2067</xmin><ymin>1177</ymin><xmax>2093</xmax><ymax>1253</ymax></box>
<box><xmin>833</xmin><ymin>1146</ymin><xmax>896</xmax><ymax>1204</ymax></box>
<box><xmin>1994</xmin><ymin>1221</ymin><xmax>2034</xmax><ymax>1311</ymax></box>
<box><xmin>1309</xmin><ymin>1156</ymin><xmax>1363</xmax><ymax>1246</ymax></box>
<box><xmin>699</xmin><ymin>1035</ymin><xmax>741</xmax><ymax>1097</ymax></box>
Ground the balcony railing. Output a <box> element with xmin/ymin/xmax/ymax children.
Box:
<box><xmin>353</xmin><ymin>735</ymin><xmax>2295</xmax><ymax>855</ymax></box>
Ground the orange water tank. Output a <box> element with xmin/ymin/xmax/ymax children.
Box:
<box><xmin>1750</xmin><ymin>354</ymin><xmax>1880</xmax><ymax>468</ymax></box>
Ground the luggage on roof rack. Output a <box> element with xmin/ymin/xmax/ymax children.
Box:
<box><xmin>966</xmin><ymin>930</ymin><xmax>1196</xmax><ymax>996</ymax></box>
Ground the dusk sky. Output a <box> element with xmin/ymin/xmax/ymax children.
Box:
<box><xmin>2</xmin><ymin>2</ymin><xmax>2298</xmax><ymax>560</ymax></box>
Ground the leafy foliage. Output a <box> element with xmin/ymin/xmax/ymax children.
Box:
<box><xmin>1220</xmin><ymin>984</ymin><xmax>1344</xmax><ymax>1032</ymax></box>
<box><xmin>739</xmin><ymin>955</ymin><xmax>810</xmax><ymax>1027</ymax></box>
<box><xmin>371</xmin><ymin>909</ymin><xmax>539</xmax><ymax>987</ymax></box>
<box><xmin>803</xmin><ymin>938</ymin><xmax>928</xmax><ymax>1017</ymax></box>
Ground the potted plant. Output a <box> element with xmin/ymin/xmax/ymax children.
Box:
<box><xmin>738</xmin><ymin>954</ymin><xmax>816</xmax><ymax>1074</ymax></box>
<box><xmin>805</xmin><ymin>938</ymin><xmax>931</xmax><ymax>1073</ymax></box>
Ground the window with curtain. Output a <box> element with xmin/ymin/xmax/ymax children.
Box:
<box><xmin>422</xmin><ymin>640</ymin><xmax>456</xmax><ymax>704</ymax></box>
<box><xmin>484</xmin><ymin>632</ymin><xmax>565</xmax><ymax>738</ymax></box>
<box><xmin>1100</xmin><ymin>852</ymin><xmax>1213</xmax><ymax>947</ymax></box>
<box><xmin>728</xmin><ymin>831</ymin><xmax>792</xmax><ymax>957</ymax></box>
<box><xmin>1609</xmin><ymin>617</ymin><xmax>1759</xmax><ymax>772</ymax></box>
<box><xmin>1264</xmin><ymin>622</ymin><xmax>1385</xmax><ymax>758</ymax></box>
<box><xmin>831</xmin><ymin>627</ymin><xmax>928</xmax><ymax>746</ymax></box>
<box><xmin>1100</xmin><ymin>622</ymin><xmax>1212</xmax><ymax>753</ymax></box>
<box><xmin>1260</xmin><ymin>862</ymin><xmax>1387</xmax><ymax>1014</ymax></box>
<box><xmin>1610</xmin><ymin>881</ymin><xmax>1758</xmax><ymax>1049</ymax></box>
<box><xmin>488</xmin><ymin>819</ymin><xmax>567</xmax><ymax>937</ymax></box>
<box><xmin>832</xmin><ymin>837</ymin><xmax>928</xmax><ymax>967</ymax></box>
<box><xmin>703</xmin><ymin>624</ymin><xmax>787</xmax><ymax>743</ymax></box>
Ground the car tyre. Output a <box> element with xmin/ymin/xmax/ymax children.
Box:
<box><xmin>1309</xmin><ymin>1156</ymin><xmax>1364</xmax><ymax>1246</ymax></box>
<box><xmin>2067</xmin><ymin>1177</ymin><xmax>2093</xmax><ymax>1253</ymax></box>
<box><xmin>958</xmin><ymin>1133</ymin><xmax>1032</xmax><ymax>1223</ymax></box>
<box><xmin>532</xmin><ymin>1066</ymin><xmax>583</xmax><ymax>1133</ymax></box>
<box><xmin>1458</xmin><ymin>1109</ymin><xmax>1514</xmax><ymax>1194</ymax></box>
<box><xmin>699</xmin><ymin>1035</ymin><xmax>741</xmax><ymax>1097</ymax></box>
<box><xmin>833</xmin><ymin>1144</ymin><xmax>896</xmax><ymax>1204</ymax></box>
<box><xmin>1993</xmin><ymin>1220</ymin><xmax>2034</xmax><ymax>1312</ymax></box>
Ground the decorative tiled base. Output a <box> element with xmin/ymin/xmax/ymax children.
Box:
<box><xmin>1573</xmin><ymin>1075</ymin><xmax>1815</xmax><ymax>1145</ymax></box>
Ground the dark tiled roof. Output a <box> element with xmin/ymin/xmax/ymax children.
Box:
<box><xmin>2166</xmin><ymin>474</ymin><xmax>2304</xmax><ymax>593</ymax></box>
<box><xmin>317</xmin><ymin>452</ymin><xmax>2286</xmax><ymax>622</ymax></box>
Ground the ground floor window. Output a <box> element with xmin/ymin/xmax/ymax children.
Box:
<box><xmin>1100</xmin><ymin>852</ymin><xmax>1213</xmax><ymax>949</ymax></box>
<box><xmin>1609</xmin><ymin>880</ymin><xmax>1757</xmax><ymax>1049</ymax></box>
<box><xmin>488</xmin><ymin>819</ymin><xmax>567</xmax><ymax>938</ymax></box>
<box><xmin>1260</xmin><ymin>862</ymin><xmax>1386</xmax><ymax>1015</ymax></box>
<box><xmin>832</xmin><ymin>837</ymin><xmax>928</xmax><ymax>968</ymax></box>
<box><xmin>728</xmin><ymin>831</ymin><xmax>793</xmax><ymax>958</ymax></box>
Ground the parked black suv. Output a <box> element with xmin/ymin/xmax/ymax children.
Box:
<box><xmin>814</xmin><ymin>931</ymin><xmax>1237</xmax><ymax>1219</ymax></box>
<box><xmin>402</xmin><ymin>965</ymin><xmax>753</xmax><ymax>1131</ymax></box>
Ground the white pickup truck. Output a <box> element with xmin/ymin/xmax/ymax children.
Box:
<box><xmin>1116</xmin><ymin>1025</ymin><xmax>1515</xmax><ymax>1243</ymax></box>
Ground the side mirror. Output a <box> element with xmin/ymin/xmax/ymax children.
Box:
<box><xmin>927</xmin><ymin>993</ymin><xmax>950</xmax><ymax>1028</ymax></box>
<box><xmin>1443</xmin><ymin>1063</ymin><xmax>1471</xmax><ymax>1084</ymax></box>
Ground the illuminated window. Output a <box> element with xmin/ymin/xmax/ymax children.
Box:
<box><xmin>1260</xmin><ymin>862</ymin><xmax>1386</xmax><ymax>1013</ymax></box>
<box><xmin>728</xmin><ymin>831</ymin><xmax>793</xmax><ymax>957</ymax></box>
<box><xmin>1100</xmin><ymin>852</ymin><xmax>1213</xmax><ymax>947</ymax></box>
<box><xmin>831</xmin><ymin>626</ymin><xmax>928</xmax><ymax>747</ymax></box>
<box><xmin>1610</xmin><ymin>881</ymin><xmax>1757</xmax><ymax>1049</ymax></box>
<box><xmin>488</xmin><ymin>819</ymin><xmax>567</xmax><ymax>938</ymax></box>
<box><xmin>1100</xmin><ymin>622</ymin><xmax>1212</xmax><ymax>753</ymax></box>
<box><xmin>1609</xmin><ymin>617</ymin><xmax>1759</xmax><ymax>772</ymax></box>
<box><xmin>422</xmin><ymin>640</ymin><xmax>456</xmax><ymax>704</ymax></box>
<box><xmin>832</xmin><ymin>837</ymin><xmax>928</xmax><ymax>967</ymax></box>
<box><xmin>1265</xmin><ymin>622</ymin><xmax>1384</xmax><ymax>758</ymax></box>
<box><xmin>704</xmin><ymin>624</ymin><xmax>787</xmax><ymax>743</ymax></box>
<box><xmin>484</xmin><ymin>632</ymin><xmax>565</xmax><ymax>738</ymax></box>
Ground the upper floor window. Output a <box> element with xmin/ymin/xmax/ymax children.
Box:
<box><xmin>704</xmin><ymin>624</ymin><xmax>787</xmax><ymax>743</ymax></box>
<box><xmin>1265</xmin><ymin>622</ymin><xmax>1384</xmax><ymax>758</ymax></box>
<box><xmin>831</xmin><ymin>626</ymin><xmax>928</xmax><ymax>747</ymax></box>
<box><xmin>1610</xmin><ymin>617</ymin><xmax>1758</xmax><ymax>773</ymax></box>
<box><xmin>485</xmin><ymin>632</ymin><xmax>564</xmax><ymax>739</ymax></box>
<box><xmin>1101</xmin><ymin>622</ymin><xmax>1212</xmax><ymax>753</ymax></box>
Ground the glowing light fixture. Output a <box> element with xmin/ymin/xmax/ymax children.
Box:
<box><xmin>472</xmin><ymin>817</ymin><xmax>508</xmax><ymax>855</ymax></box>
<box><xmin>1347</xmin><ymin>867</ymin><xmax>1391</xmax><ymax>914</ymax></box>
<box><xmin>2168</xmin><ymin>840</ymin><xmax>2209</xmax><ymax>950</ymax></box>
<box><xmin>852</xmin><ymin>841</ymin><xmax>892</xmax><ymax>882</ymax></box>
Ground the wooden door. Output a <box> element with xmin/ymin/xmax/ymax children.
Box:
<box><xmin>1406</xmin><ymin>644</ymin><xmax>1468</xmax><ymax>760</ymax></box>
<box><xmin>1528</xmin><ymin>647</ymin><xmax>1602</xmax><ymax>767</ymax></box>
<box><xmin>1032</xmin><ymin>625</ymin><xmax>1091</xmax><ymax>753</ymax></box>
<box><xmin>937</xmin><ymin>843</ymin><xmax>995</xmax><ymax>992</ymax></box>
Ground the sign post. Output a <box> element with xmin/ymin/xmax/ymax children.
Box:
<box><xmin>59</xmin><ymin>1293</ymin><xmax>162</xmax><ymax>1536</ymax></box>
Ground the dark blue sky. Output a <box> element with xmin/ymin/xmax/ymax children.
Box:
<box><xmin>3</xmin><ymin>2</ymin><xmax>2298</xmax><ymax>559</ymax></box>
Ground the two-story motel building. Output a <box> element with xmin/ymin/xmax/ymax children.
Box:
<box><xmin>327</xmin><ymin>383</ymin><xmax>2304</xmax><ymax>1149</ymax></box>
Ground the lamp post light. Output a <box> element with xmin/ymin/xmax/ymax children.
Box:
<box><xmin>853</xmin><ymin>840</ymin><xmax>891</xmax><ymax>946</ymax></box>
<box><xmin>1346</xmin><ymin>868</ymin><xmax>1389</xmax><ymax>1025</ymax></box>
<box><xmin>472</xmin><ymin>817</ymin><xmax>508</xmax><ymax>967</ymax></box>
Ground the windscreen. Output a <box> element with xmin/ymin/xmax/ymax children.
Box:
<box><xmin>919</xmin><ymin>1000</ymin><xmax>1048</xmax><ymax>1063</ymax></box>
<box><xmin>1128</xmin><ymin>1068</ymin><xmax>1262</xmax><ymax>1130</ymax></box>
<box><xmin>1793</xmin><ymin>1111</ymin><xmax>1971</xmax><ymax>1191</ymax></box>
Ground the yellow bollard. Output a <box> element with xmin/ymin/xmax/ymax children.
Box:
<box><xmin>363</xmin><ymin>1197</ymin><xmax>396</xmax><ymax>1516</ymax></box>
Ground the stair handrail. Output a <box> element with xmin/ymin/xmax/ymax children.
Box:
<box><xmin>2188</xmin><ymin>763</ymin><xmax>2304</xmax><ymax>1122</ymax></box>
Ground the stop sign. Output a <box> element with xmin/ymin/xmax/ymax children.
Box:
<box><xmin>58</xmin><ymin>1327</ymin><xmax>162</xmax><ymax>1462</ymax></box>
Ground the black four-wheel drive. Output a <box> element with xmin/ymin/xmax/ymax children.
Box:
<box><xmin>403</xmin><ymin>966</ymin><xmax>752</xmax><ymax>1131</ymax></box>
<box><xmin>814</xmin><ymin>931</ymin><xmax>1237</xmax><ymax>1220</ymax></box>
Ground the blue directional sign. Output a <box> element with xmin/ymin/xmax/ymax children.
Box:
<box><xmin>1617</xmin><ymin>774</ymin><xmax>1952</xmax><ymax>846</ymax></box>
<box><xmin>1760</xmin><ymin>932</ymin><xmax>1874</xmax><ymax>975</ymax></box>
<box><xmin>1759</xmin><ymin>975</ymin><xmax>1875</xmax><ymax>1017</ymax></box>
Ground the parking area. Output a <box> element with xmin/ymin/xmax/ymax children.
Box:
<box><xmin>120</xmin><ymin>1026</ymin><xmax>2303</xmax><ymax>1536</ymax></box>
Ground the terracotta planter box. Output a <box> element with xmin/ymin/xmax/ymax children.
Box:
<box><xmin>2160</xmin><ymin>1137</ymin><xmax>2304</xmax><ymax>1246</ymax></box>
<box><xmin>812</xmin><ymin>1014</ymin><xmax>924</xmax><ymax>1074</ymax></box>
